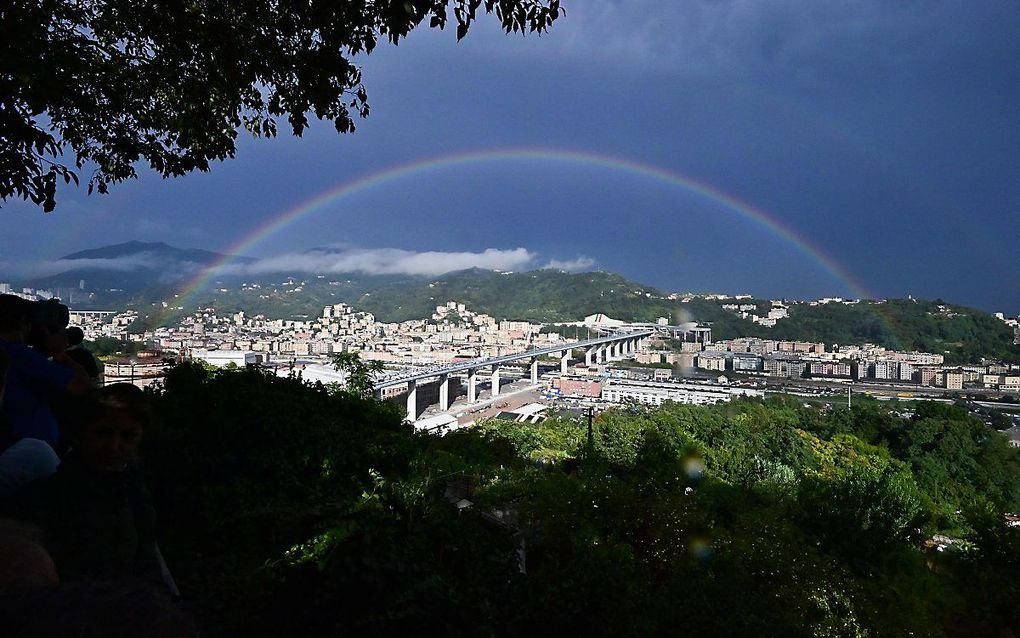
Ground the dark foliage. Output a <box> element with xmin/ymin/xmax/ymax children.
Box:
<box><xmin>141</xmin><ymin>365</ymin><xmax>1020</xmax><ymax>635</ymax></box>
<box><xmin>1</xmin><ymin>0</ymin><xmax>561</xmax><ymax>211</ymax></box>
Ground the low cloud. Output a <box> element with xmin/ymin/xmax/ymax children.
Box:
<box><xmin>3</xmin><ymin>247</ymin><xmax>599</xmax><ymax>281</ymax></box>
<box><xmin>543</xmin><ymin>256</ymin><xmax>596</xmax><ymax>272</ymax></box>
<box><xmin>224</xmin><ymin>247</ymin><xmax>539</xmax><ymax>277</ymax></box>
<box><xmin>1</xmin><ymin>253</ymin><xmax>171</xmax><ymax>279</ymax></box>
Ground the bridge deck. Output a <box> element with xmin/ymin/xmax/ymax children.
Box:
<box><xmin>374</xmin><ymin>330</ymin><xmax>653</xmax><ymax>389</ymax></box>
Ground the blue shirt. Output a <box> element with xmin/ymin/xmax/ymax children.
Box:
<box><xmin>0</xmin><ymin>339</ymin><xmax>74</xmax><ymax>447</ymax></box>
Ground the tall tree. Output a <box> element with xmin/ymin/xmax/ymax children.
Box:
<box><xmin>1</xmin><ymin>0</ymin><xmax>562</xmax><ymax>211</ymax></box>
<box><xmin>331</xmin><ymin>350</ymin><xmax>384</xmax><ymax>398</ymax></box>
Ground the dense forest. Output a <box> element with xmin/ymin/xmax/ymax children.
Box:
<box><xmin>143</xmin><ymin>363</ymin><xmax>1020</xmax><ymax>636</ymax></box>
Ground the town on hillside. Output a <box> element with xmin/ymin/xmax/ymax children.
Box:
<box><xmin>7</xmin><ymin>279</ymin><xmax>1016</xmax><ymax>439</ymax></box>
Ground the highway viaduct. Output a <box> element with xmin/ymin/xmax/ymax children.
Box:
<box><xmin>373</xmin><ymin>330</ymin><xmax>654</xmax><ymax>421</ymax></box>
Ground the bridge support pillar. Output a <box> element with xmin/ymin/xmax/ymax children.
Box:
<box><xmin>439</xmin><ymin>374</ymin><xmax>450</xmax><ymax>411</ymax></box>
<box><xmin>491</xmin><ymin>365</ymin><xmax>501</xmax><ymax>398</ymax></box>
<box><xmin>560</xmin><ymin>350</ymin><xmax>570</xmax><ymax>374</ymax></box>
<box><xmin>597</xmin><ymin>344</ymin><xmax>607</xmax><ymax>364</ymax></box>
<box><xmin>530</xmin><ymin>357</ymin><xmax>539</xmax><ymax>383</ymax></box>
<box><xmin>406</xmin><ymin>379</ymin><xmax>417</xmax><ymax>422</ymax></box>
<box><xmin>585</xmin><ymin>347</ymin><xmax>594</xmax><ymax>367</ymax></box>
<box><xmin>467</xmin><ymin>368</ymin><xmax>477</xmax><ymax>403</ymax></box>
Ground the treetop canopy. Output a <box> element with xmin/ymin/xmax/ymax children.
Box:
<box><xmin>0</xmin><ymin>0</ymin><xmax>562</xmax><ymax>211</ymax></box>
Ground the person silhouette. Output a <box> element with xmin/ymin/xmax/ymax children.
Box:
<box><xmin>0</xmin><ymin>296</ymin><xmax>89</xmax><ymax>496</ymax></box>
<box><xmin>0</xmin><ymin>295</ymin><xmax>90</xmax><ymax>448</ymax></box>
<box><xmin>4</xmin><ymin>384</ymin><xmax>164</xmax><ymax>587</ymax></box>
<box><xmin>65</xmin><ymin>327</ymin><xmax>101</xmax><ymax>384</ymax></box>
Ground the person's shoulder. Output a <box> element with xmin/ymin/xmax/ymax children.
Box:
<box><xmin>0</xmin><ymin>339</ymin><xmax>34</xmax><ymax>362</ymax></box>
<box><xmin>4</xmin><ymin>340</ymin><xmax>74</xmax><ymax>384</ymax></box>
<box><xmin>0</xmin><ymin>471</ymin><xmax>57</xmax><ymax>521</ymax></box>
<box><xmin>66</xmin><ymin>348</ymin><xmax>99</xmax><ymax>376</ymax></box>
<box><xmin>1</xmin><ymin>340</ymin><xmax>48</xmax><ymax>369</ymax></box>
<box><xmin>17</xmin><ymin>460</ymin><xmax>95</xmax><ymax>516</ymax></box>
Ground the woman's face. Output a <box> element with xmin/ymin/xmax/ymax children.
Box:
<box><xmin>81</xmin><ymin>408</ymin><xmax>143</xmax><ymax>473</ymax></box>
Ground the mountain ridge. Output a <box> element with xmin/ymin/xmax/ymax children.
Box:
<box><xmin>26</xmin><ymin>241</ymin><xmax>255</xmax><ymax>292</ymax></box>
<box><xmin>11</xmin><ymin>241</ymin><xmax>1019</xmax><ymax>364</ymax></box>
<box><xmin>60</xmin><ymin>240</ymin><xmax>225</xmax><ymax>263</ymax></box>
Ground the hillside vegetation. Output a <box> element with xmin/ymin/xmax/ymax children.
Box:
<box><xmin>703</xmin><ymin>298</ymin><xmax>1020</xmax><ymax>364</ymax></box>
<box><xmin>176</xmin><ymin>269</ymin><xmax>1019</xmax><ymax>364</ymax></box>
<box><xmin>178</xmin><ymin>269</ymin><xmax>672</xmax><ymax>324</ymax></box>
<box><xmin>144</xmin><ymin>364</ymin><xmax>1019</xmax><ymax>636</ymax></box>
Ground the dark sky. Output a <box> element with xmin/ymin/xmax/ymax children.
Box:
<box><xmin>2</xmin><ymin>1</ymin><xmax>1019</xmax><ymax>313</ymax></box>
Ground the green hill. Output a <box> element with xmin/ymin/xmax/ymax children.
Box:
<box><xmin>352</xmin><ymin>269</ymin><xmax>675</xmax><ymax>323</ymax></box>
<box><xmin>124</xmin><ymin>268</ymin><xmax>1020</xmax><ymax>364</ymax></box>
<box><xmin>28</xmin><ymin>242</ymin><xmax>1017</xmax><ymax>363</ymax></box>
<box><xmin>176</xmin><ymin>268</ymin><xmax>678</xmax><ymax>324</ymax></box>
<box><xmin>706</xmin><ymin>299</ymin><xmax>1020</xmax><ymax>364</ymax></box>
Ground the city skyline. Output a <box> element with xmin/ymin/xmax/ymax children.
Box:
<box><xmin>2</xmin><ymin>1</ymin><xmax>1018</xmax><ymax>312</ymax></box>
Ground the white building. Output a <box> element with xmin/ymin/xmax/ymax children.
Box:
<box><xmin>601</xmin><ymin>379</ymin><xmax>763</xmax><ymax>407</ymax></box>
<box><xmin>192</xmin><ymin>349</ymin><xmax>264</xmax><ymax>368</ymax></box>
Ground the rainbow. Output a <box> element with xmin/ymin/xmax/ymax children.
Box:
<box><xmin>166</xmin><ymin>147</ymin><xmax>872</xmax><ymax>319</ymax></box>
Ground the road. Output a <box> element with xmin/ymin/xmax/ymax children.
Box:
<box><xmin>417</xmin><ymin>379</ymin><xmax>544</xmax><ymax>425</ymax></box>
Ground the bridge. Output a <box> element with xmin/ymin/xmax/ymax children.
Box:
<box><xmin>68</xmin><ymin>310</ymin><xmax>117</xmax><ymax>319</ymax></box>
<box><xmin>374</xmin><ymin>330</ymin><xmax>654</xmax><ymax>421</ymax></box>
<box><xmin>599</xmin><ymin>321</ymin><xmax>712</xmax><ymax>343</ymax></box>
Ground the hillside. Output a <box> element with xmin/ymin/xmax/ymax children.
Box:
<box><xmin>351</xmin><ymin>269</ymin><xmax>674</xmax><ymax>323</ymax></box>
<box><xmin>188</xmin><ymin>273</ymin><xmax>1017</xmax><ymax>363</ymax></box>
<box><xmin>704</xmin><ymin>299</ymin><xmax>1020</xmax><ymax>364</ymax></box>
<box><xmin>174</xmin><ymin>268</ymin><xmax>678</xmax><ymax>324</ymax></box>
<box><xmin>25</xmin><ymin>241</ymin><xmax>245</xmax><ymax>305</ymax></box>
<box><xmin>60</xmin><ymin>240</ymin><xmax>225</xmax><ymax>264</ymax></box>
<box><xmin>771</xmin><ymin>299</ymin><xmax>1019</xmax><ymax>362</ymax></box>
<box><xmin>11</xmin><ymin>242</ymin><xmax>1017</xmax><ymax>363</ymax></box>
